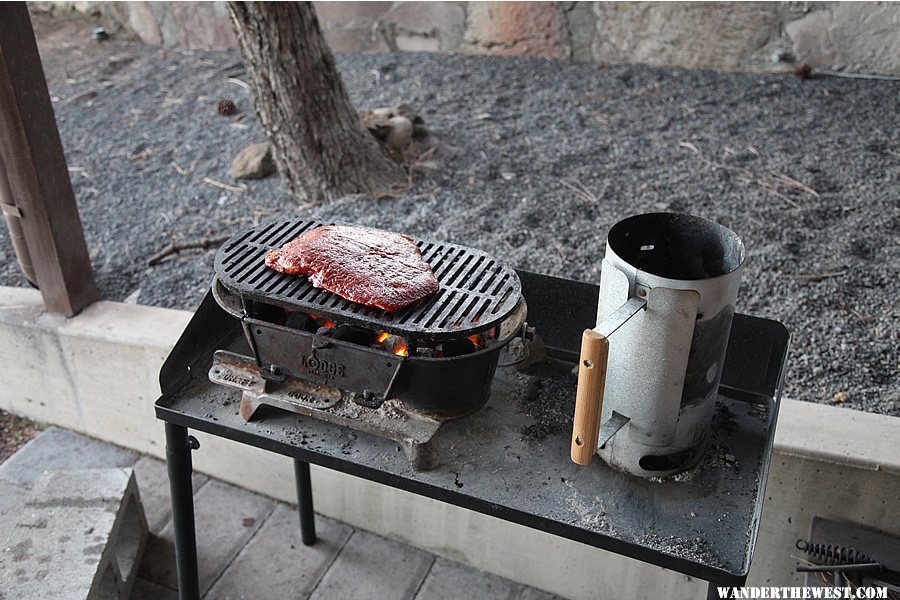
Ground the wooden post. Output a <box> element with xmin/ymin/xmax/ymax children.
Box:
<box><xmin>0</xmin><ymin>3</ymin><xmax>98</xmax><ymax>316</ymax></box>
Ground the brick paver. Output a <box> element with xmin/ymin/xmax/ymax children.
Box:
<box><xmin>139</xmin><ymin>479</ymin><xmax>275</xmax><ymax>595</ymax></box>
<box><xmin>206</xmin><ymin>504</ymin><xmax>352</xmax><ymax>599</ymax></box>
<box><xmin>132</xmin><ymin>456</ymin><xmax>208</xmax><ymax>534</ymax></box>
<box><xmin>0</xmin><ymin>427</ymin><xmax>567</xmax><ymax>599</ymax></box>
<box><xmin>415</xmin><ymin>558</ymin><xmax>521</xmax><ymax>600</ymax></box>
<box><xmin>309</xmin><ymin>530</ymin><xmax>434</xmax><ymax>600</ymax></box>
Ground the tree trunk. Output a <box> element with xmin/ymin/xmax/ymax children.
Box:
<box><xmin>227</xmin><ymin>1</ymin><xmax>405</xmax><ymax>204</ymax></box>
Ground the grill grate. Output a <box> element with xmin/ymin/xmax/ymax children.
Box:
<box><xmin>214</xmin><ymin>219</ymin><xmax>522</xmax><ymax>340</ymax></box>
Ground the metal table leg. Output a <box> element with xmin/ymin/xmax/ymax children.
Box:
<box><xmin>706</xmin><ymin>581</ymin><xmax>721</xmax><ymax>599</ymax></box>
<box><xmin>294</xmin><ymin>459</ymin><xmax>317</xmax><ymax>545</ymax></box>
<box><xmin>166</xmin><ymin>423</ymin><xmax>201</xmax><ymax>600</ymax></box>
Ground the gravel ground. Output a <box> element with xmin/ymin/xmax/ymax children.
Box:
<box><xmin>0</xmin><ymin>410</ymin><xmax>42</xmax><ymax>464</ymax></box>
<box><xmin>3</xmin><ymin>14</ymin><xmax>897</xmax><ymax>415</ymax></box>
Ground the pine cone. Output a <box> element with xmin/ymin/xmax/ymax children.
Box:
<box><xmin>217</xmin><ymin>99</ymin><xmax>237</xmax><ymax>116</ymax></box>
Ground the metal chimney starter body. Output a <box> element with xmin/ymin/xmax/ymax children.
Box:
<box><xmin>574</xmin><ymin>213</ymin><xmax>745</xmax><ymax>477</ymax></box>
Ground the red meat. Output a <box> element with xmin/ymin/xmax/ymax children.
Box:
<box><xmin>265</xmin><ymin>225</ymin><xmax>439</xmax><ymax>312</ymax></box>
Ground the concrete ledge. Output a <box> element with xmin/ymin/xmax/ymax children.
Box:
<box><xmin>0</xmin><ymin>287</ymin><xmax>190</xmax><ymax>456</ymax></box>
<box><xmin>774</xmin><ymin>400</ymin><xmax>900</xmax><ymax>475</ymax></box>
<box><xmin>1</xmin><ymin>287</ymin><xmax>898</xmax><ymax>599</ymax></box>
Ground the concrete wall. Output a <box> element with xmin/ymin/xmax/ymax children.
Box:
<box><xmin>39</xmin><ymin>1</ymin><xmax>900</xmax><ymax>75</ymax></box>
<box><xmin>2</xmin><ymin>285</ymin><xmax>899</xmax><ymax>599</ymax></box>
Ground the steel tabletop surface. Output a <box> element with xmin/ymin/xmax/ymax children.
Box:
<box><xmin>155</xmin><ymin>271</ymin><xmax>789</xmax><ymax>587</ymax></box>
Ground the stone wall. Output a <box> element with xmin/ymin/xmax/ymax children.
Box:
<box><xmin>39</xmin><ymin>1</ymin><xmax>900</xmax><ymax>75</ymax></box>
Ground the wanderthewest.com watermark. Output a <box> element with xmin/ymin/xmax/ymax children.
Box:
<box><xmin>714</xmin><ymin>586</ymin><xmax>889</xmax><ymax>599</ymax></box>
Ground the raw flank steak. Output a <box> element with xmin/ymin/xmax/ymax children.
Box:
<box><xmin>265</xmin><ymin>225</ymin><xmax>440</xmax><ymax>312</ymax></box>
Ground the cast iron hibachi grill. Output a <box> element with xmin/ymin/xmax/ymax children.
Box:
<box><xmin>208</xmin><ymin>219</ymin><xmax>528</xmax><ymax>470</ymax></box>
<box><xmin>215</xmin><ymin>219</ymin><xmax>522</xmax><ymax>338</ymax></box>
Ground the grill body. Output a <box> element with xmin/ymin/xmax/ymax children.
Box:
<box><xmin>209</xmin><ymin>220</ymin><xmax>527</xmax><ymax>427</ymax></box>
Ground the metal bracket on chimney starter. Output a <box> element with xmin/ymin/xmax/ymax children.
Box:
<box><xmin>598</xmin><ymin>411</ymin><xmax>630</xmax><ymax>449</ymax></box>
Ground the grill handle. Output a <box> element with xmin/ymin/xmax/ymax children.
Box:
<box><xmin>571</xmin><ymin>330</ymin><xmax>610</xmax><ymax>464</ymax></box>
<box><xmin>571</xmin><ymin>296</ymin><xmax>647</xmax><ymax>465</ymax></box>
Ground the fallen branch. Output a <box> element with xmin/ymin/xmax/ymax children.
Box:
<box><xmin>849</xmin><ymin>309</ymin><xmax>876</xmax><ymax>324</ymax></box>
<box><xmin>560</xmin><ymin>177</ymin><xmax>605</xmax><ymax>204</ymax></box>
<box><xmin>677</xmin><ymin>141</ymin><xmax>701</xmax><ymax>154</ymax></box>
<box><xmin>677</xmin><ymin>141</ymin><xmax>818</xmax><ymax>208</ymax></box>
<box><xmin>148</xmin><ymin>235</ymin><xmax>230</xmax><ymax>266</ymax></box>
<box><xmin>755</xmin><ymin>181</ymin><xmax>802</xmax><ymax>209</ymax></box>
<box><xmin>819</xmin><ymin>70</ymin><xmax>900</xmax><ymax>82</ymax></box>
<box><xmin>227</xmin><ymin>77</ymin><xmax>251</xmax><ymax>92</ymax></box>
<box><xmin>412</xmin><ymin>185</ymin><xmax>440</xmax><ymax>201</ymax></box>
<box><xmin>772</xmin><ymin>173</ymin><xmax>820</xmax><ymax>198</ymax></box>
<box><xmin>189</xmin><ymin>151</ymin><xmax>203</xmax><ymax>173</ymax></box>
<box><xmin>170</xmin><ymin>161</ymin><xmax>188</xmax><ymax>176</ymax></box>
<box><xmin>128</xmin><ymin>147</ymin><xmax>153</xmax><ymax>161</ymax></box>
<box><xmin>67</xmin><ymin>166</ymin><xmax>91</xmax><ymax>178</ymax></box>
<box><xmin>209</xmin><ymin>61</ymin><xmax>245</xmax><ymax>79</ymax></box>
<box><xmin>552</xmin><ymin>241</ymin><xmax>570</xmax><ymax>261</ymax></box>
<box><xmin>368</xmin><ymin>170</ymin><xmax>417</xmax><ymax>200</ymax></box>
<box><xmin>203</xmin><ymin>176</ymin><xmax>246</xmax><ymax>193</ymax></box>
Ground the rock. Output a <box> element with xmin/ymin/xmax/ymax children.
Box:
<box><xmin>463</xmin><ymin>2</ymin><xmax>564</xmax><ymax>59</ymax></box>
<box><xmin>383</xmin><ymin>2</ymin><xmax>466</xmax><ymax>52</ymax></box>
<box><xmin>360</xmin><ymin>106</ymin><xmax>425</xmax><ymax>151</ymax></box>
<box><xmin>591</xmin><ymin>3</ymin><xmax>781</xmax><ymax>70</ymax></box>
<box><xmin>411</xmin><ymin>160</ymin><xmax>441</xmax><ymax>176</ymax></box>
<box><xmin>168</xmin><ymin>2</ymin><xmax>237</xmax><ymax>50</ymax></box>
<box><xmin>833</xmin><ymin>390</ymin><xmax>850</xmax><ymax>403</ymax></box>
<box><xmin>370</xmin><ymin>107</ymin><xmax>395</xmax><ymax>127</ymax></box>
<box><xmin>393</xmin><ymin>34</ymin><xmax>441</xmax><ymax>53</ymax></box>
<box><xmin>123</xmin><ymin>288</ymin><xmax>141</xmax><ymax>305</ymax></box>
<box><xmin>385</xmin><ymin>116</ymin><xmax>413</xmax><ymax>150</ymax></box>
<box><xmin>563</xmin><ymin>2</ymin><xmax>596</xmax><ymax>62</ymax></box>
<box><xmin>771</xmin><ymin>49</ymin><xmax>793</xmax><ymax>64</ymax></box>
<box><xmin>126</xmin><ymin>1</ymin><xmax>162</xmax><ymax>46</ymax></box>
<box><xmin>229</xmin><ymin>142</ymin><xmax>275</xmax><ymax>180</ymax></box>
<box><xmin>395</xmin><ymin>105</ymin><xmax>427</xmax><ymax>138</ymax></box>
<box><xmin>785</xmin><ymin>3</ymin><xmax>900</xmax><ymax>74</ymax></box>
<box><xmin>315</xmin><ymin>1</ymin><xmax>392</xmax><ymax>24</ymax></box>
<box><xmin>360</xmin><ymin>108</ymin><xmax>392</xmax><ymax>139</ymax></box>
<box><xmin>316</xmin><ymin>2</ymin><xmax>393</xmax><ymax>52</ymax></box>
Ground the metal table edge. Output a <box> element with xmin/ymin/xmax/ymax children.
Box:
<box><xmin>740</xmin><ymin>324</ymin><xmax>791</xmax><ymax>576</ymax></box>
<box><xmin>152</xmin><ymin>270</ymin><xmax>790</xmax><ymax>587</ymax></box>
<box><xmin>155</xmin><ymin>397</ymin><xmax>753</xmax><ymax>586</ymax></box>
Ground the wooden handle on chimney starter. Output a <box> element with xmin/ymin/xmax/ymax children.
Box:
<box><xmin>571</xmin><ymin>329</ymin><xmax>610</xmax><ymax>465</ymax></box>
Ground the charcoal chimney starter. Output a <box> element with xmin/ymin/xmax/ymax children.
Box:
<box><xmin>573</xmin><ymin>213</ymin><xmax>745</xmax><ymax>477</ymax></box>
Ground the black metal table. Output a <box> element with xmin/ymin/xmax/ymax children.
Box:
<box><xmin>155</xmin><ymin>271</ymin><xmax>789</xmax><ymax>600</ymax></box>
